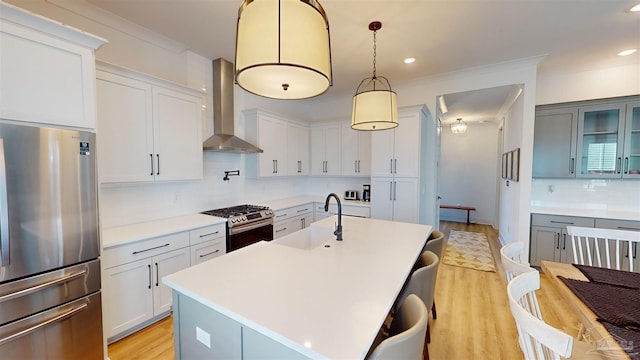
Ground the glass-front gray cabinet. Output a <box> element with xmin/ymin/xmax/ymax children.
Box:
<box><xmin>533</xmin><ymin>107</ymin><xmax>578</xmax><ymax>178</ymax></box>
<box><xmin>576</xmin><ymin>103</ymin><xmax>626</xmax><ymax>178</ymax></box>
<box><xmin>533</xmin><ymin>96</ymin><xmax>640</xmax><ymax>179</ymax></box>
<box><xmin>623</xmin><ymin>101</ymin><xmax>640</xmax><ymax>178</ymax></box>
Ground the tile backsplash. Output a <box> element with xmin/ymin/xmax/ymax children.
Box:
<box><xmin>531</xmin><ymin>179</ymin><xmax>640</xmax><ymax>212</ymax></box>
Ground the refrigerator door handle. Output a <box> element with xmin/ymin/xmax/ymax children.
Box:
<box><xmin>0</xmin><ymin>302</ymin><xmax>88</xmax><ymax>346</ymax></box>
<box><xmin>0</xmin><ymin>269</ymin><xmax>86</xmax><ymax>303</ymax></box>
<box><xmin>0</xmin><ymin>139</ymin><xmax>9</xmax><ymax>266</ymax></box>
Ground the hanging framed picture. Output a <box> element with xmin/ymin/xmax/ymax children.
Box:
<box><xmin>501</xmin><ymin>153</ymin><xmax>508</xmax><ymax>179</ymax></box>
<box><xmin>511</xmin><ymin>148</ymin><xmax>520</xmax><ymax>181</ymax></box>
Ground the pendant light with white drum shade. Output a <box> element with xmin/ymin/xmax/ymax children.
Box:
<box><xmin>234</xmin><ymin>0</ymin><xmax>333</xmax><ymax>99</ymax></box>
<box><xmin>351</xmin><ymin>21</ymin><xmax>398</xmax><ymax>131</ymax></box>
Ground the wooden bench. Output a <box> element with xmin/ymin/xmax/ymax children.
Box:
<box><xmin>440</xmin><ymin>205</ymin><xmax>476</xmax><ymax>225</ymax></box>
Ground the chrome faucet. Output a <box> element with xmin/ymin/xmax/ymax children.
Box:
<box><xmin>324</xmin><ymin>193</ymin><xmax>343</xmax><ymax>241</ymax></box>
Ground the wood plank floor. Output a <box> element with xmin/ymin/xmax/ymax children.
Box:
<box><xmin>108</xmin><ymin>221</ymin><xmax>581</xmax><ymax>359</ymax></box>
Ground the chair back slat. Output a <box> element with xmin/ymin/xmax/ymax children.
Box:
<box><xmin>567</xmin><ymin>226</ymin><xmax>640</xmax><ymax>272</ymax></box>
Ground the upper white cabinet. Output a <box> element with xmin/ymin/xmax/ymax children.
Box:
<box><xmin>341</xmin><ymin>124</ymin><xmax>371</xmax><ymax>176</ymax></box>
<box><xmin>245</xmin><ymin>109</ymin><xmax>309</xmax><ymax>177</ymax></box>
<box><xmin>287</xmin><ymin>123</ymin><xmax>310</xmax><ymax>176</ymax></box>
<box><xmin>310</xmin><ymin>124</ymin><xmax>341</xmax><ymax>176</ymax></box>
<box><xmin>0</xmin><ymin>2</ymin><xmax>106</xmax><ymax>129</ymax></box>
<box><xmin>96</xmin><ymin>64</ymin><xmax>204</xmax><ymax>183</ymax></box>
<box><xmin>371</xmin><ymin>110</ymin><xmax>420</xmax><ymax>178</ymax></box>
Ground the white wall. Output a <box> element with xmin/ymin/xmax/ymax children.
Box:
<box><xmin>439</xmin><ymin>123</ymin><xmax>499</xmax><ymax>226</ymax></box>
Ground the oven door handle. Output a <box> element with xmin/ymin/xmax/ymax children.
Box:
<box><xmin>228</xmin><ymin>219</ymin><xmax>273</xmax><ymax>235</ymax></box>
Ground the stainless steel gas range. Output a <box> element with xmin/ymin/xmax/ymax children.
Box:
<box><xmin>202</xmin><ymin>205</ymin><xmax>274</xmax><ymax>252</ymax></box>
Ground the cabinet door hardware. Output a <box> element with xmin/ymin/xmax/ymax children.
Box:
<box><xmin>624</xmin><ymin>157</ymin><xmax>629</xmax><ymax>174</ymax></box>
<box><xmin>550</xmin><ymin>220</ymin><xmax>574</xmax><ymax>225</ymax></box>
<box><xmin>297</xmin><ymin>208</ymin><xmax>309</xmax><ymax>213</ymax></box>
<box><xmin>562</xmin><ymin>233</ymin><xmax>567</xmax><ymax>250</ymax></box>
<box><xmin>132</xmin><ymin>243</ymin><xmax>170</xmax><ymax>255</ymax></box>
<box><xmin>156</xmin><ymin>154</ymin><xmax>160</xmax><ymax>175</ymax></box>
<box><xmin>389</xmin><ymin>159</ymin><xmax>393</xmax><ymax>174</ymax></box>
<box><xmin>272</xmin><ymin>160</ymin><xmax>276</xmax><ymax>174</ymax></box>
<box><xmin>199</xmin><ymin>231</ymin><xmax>220</xmax><ymax>238</ymax></box>
<box><xmin>354</xmin><ymin>160</ymin><xmax>357</xmax><ymax>173</ymax></box>
<box><xmin>275</xmin><ymin>160</ymin><xmax>278</xmax><ymax>173</ymax></box>
<box><xmin>199</xmin><ymin>249</ymin><xmax>220</xmax><ymax>258</ymax></box>
<box><xmin>555</xmin><ymin>233</ymin><xmax>560</xmax><ymax>249</ymax></box>
<box><xmin>275</xmin><ymin>227</ymin><xmax>287</xmax><ymax>233</ymax></box>
<box><xmin>394</xmin><ymin>159</ymin><xmax>397</xmax><ymax>174</ymax></box>
<box><xmin>147</xmin><ymin>264</ymin><xmax>152</xmax><ymax>289</ymax></box>
<box><xmin>616</xmin><ymin>157</ymin><xmax>622</xmax><ymax>174</ymax></box>
<box><xmin>155</xmin><ymin>262</ymin><xmax>159</xmax><ymax>287</ymax></box>
<box><xmin>570</xmin><ymin>158</ymin><xmax>575</xmax><ymax>174</ymax></box>
<box><xmin>149</xmin><ymin>154</ymin><xmax>154</xmax><ymax>176</ymax></box>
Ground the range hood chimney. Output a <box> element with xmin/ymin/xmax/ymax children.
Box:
<box><xmin>203</xmin><ymin>58</ymin><xmax>263</xmax><ymax>153</ymax></box>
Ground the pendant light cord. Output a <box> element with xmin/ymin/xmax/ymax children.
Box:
<box><xmin>372</xmin><ymin>29</ymin><xmax>377</xmax><ymax>79</ymax></box>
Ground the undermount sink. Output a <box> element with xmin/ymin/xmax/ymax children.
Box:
<box><xmin>271</xmin><ymin>226</ymin><xmax>337</xmax><ymax>250</ymax></box>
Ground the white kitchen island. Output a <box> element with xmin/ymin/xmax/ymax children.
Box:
<box><xmin>163</xmin><ymin>216</ymin><xmax>432</xmax><ymax>359</ymax></box>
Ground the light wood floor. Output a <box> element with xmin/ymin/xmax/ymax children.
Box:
<box><xmin>108</xmin><ymin>221</ymin><xmax>581</xmax><ymax>360</ymax></box>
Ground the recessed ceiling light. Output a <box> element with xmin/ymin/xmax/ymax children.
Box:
<box><xmin>618</xmin><ymin>49</ymin><xmax>637</xmax><ymax>56</ymax></box>
<box><xmin>630</xmin><ymin>3</ymin><xmax>640</xmax><ymax>12</ymax></box>
<box><xmin>403</xmin><ymin>57</ymin><xmax>416</xmax><ymax>64</ymax></box>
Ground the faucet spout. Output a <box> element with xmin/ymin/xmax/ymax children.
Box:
<box><xmin>324</xmin><ymin>193</ymin><xmax>343</xmax><ymax>241</ymax></box>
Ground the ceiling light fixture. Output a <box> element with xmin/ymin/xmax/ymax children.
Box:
<box><xmin>234</xmin><ymin>0</ymin><xmax>332</xmax><ymax>99</ymax></box>
<box><xmin>450</xmin><ymin>118</ymin><xmax>468</xmax><ymax>134</ymax></box>
<box><xmin>351</xmin><ymin>21</ymin><xmax>398</xmax><ymax>131</ymax></box>
<box><xmin>403</xmin><ymin>57</ymin><xmax>416</xmax><ymax>64</ymax></box>
<box><xmin>617</xmin><ymin>49</ymin><xmax>637</xmax><ymax>56</ymax></box>
<box><xmin>630</xmin><ymin>3</ymin><xmax>640</xmax><ymax>12</ymax></box>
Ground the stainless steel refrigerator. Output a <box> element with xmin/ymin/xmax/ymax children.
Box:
<box><xmin>0</xmin><ymin>122</ymin><xmax>103</xmax><ymax>359</ymax></box>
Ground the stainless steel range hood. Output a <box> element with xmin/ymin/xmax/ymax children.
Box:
<box><xmin>203</xmin><ymin>58</ymin><xmax>263</xmax><ymax>153</ymax></box>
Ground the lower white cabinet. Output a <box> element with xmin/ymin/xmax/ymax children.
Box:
<box><xmin>273</xmin><ymin>204</ymin><xmax>313</xmax><ymax>239</ymax></box>
<box><xmin>370</xmin><ymin>177</ymin><xmax>419</xmax><ymax>223</ymax></box>
<box><xmin>104</xmin><ymin>245</ymin><xmax>189</xmax><ymax>341</ymax></box>
<box><xmin>189</xmin><ymin>224</ymin><xmax>226</xmax><ymax>265</ymax></box>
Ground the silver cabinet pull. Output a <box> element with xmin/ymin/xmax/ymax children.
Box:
<box><xmin>570</xmin><ymin>158</ymin><xmax>575</xmax><ymax>174</ymax></box>
<box><xmin>132</xmin><ymin>243</ymin><xmax>170</xmax><ymax>255</ymax></box>
<box><xmin>616</xmin><ymin>157</ymin><xmax>622</xmax><ymax>174</ymax></box>
<box><xmin>0</xmin><ymin>270</ymin><xmax>86</xmax><ymax>303</ymax></box>
<box><xmin>0</xmin><ymin>302</ymin><xmax>88</xmax><ymax>346</ymax></box>
<box><xmin>389</xmin><ymin>182</ymin><xmax>393</xmax><ymax>201</ymax></box>
<box><xmin>624</xmin><ymin>157</ymin><xmax>629</xmax><ymax>174</ymax></box>
<box><xmin>0</xmin><ymin>139</ymin><xmax>8</xmax><ymax>266</ymax></box>
<box><xmin>390</xmin><ymin>159</ymin><xmax>393</xmax><ymax>174</ymax></box>
<box><xmin>394</xmin><ymin>159</ymin><xmax>397</xmax><ymax>174</ymax></box>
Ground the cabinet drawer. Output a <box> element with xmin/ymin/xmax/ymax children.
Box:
<box><xmin>190</xmin><ymin>224</ymin><xmax>225</xmax><ymax>246</ymax></box>
<box><xmin>531</xmin><ymin>214</ymin><xmax>594</xmax><ymax>228</ymax></box>
<box><xmin>595</xmin><ymin>218</ymin><xmax>640</xmax><ymax>231</ymax></box>
<box><xmin>103</xmin><ymin>232</ymin><xmax>190</xmax><ymax>269</ymax></box>
<box><xmin>191</xmin><ymin>238</ymin><xmax>225</xmax><ymax>266</ymax></box>
<box><xmin>274</xmin><ymin>204</ymin><xmax>313</xmax><ymax>222</ymax></box>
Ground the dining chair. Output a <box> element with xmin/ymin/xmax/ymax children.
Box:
<box><xmin>396</xmin><ymin>250</ymin><xmax>439</xmax><ymax>359</ymax></box>
<box><xmin>368</xmin><ymin>294</ymin><xmax>428</xmax><ymax>360</ymax></box>
<box><xmin>567</xmin><ymin>226</ymin><xmax>640</xmax><ymax>271</ymax></box>
<box><xmin>507</xmin><ymin>271</ymin><xmax>602</xmax><ymax>360</ymax></box>
<box><xmin>422</xmin><ymin>230</ymin><xmax>444</xmax><ymax>320</ymax></box>
<box><xmin>500</xmin><ymin>242</ymin><xmax>542</xmax><ymax>319</ymax></box>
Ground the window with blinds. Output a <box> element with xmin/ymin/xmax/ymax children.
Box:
<box><xmin>586</xmin><ymin>142</ymin><xmax>617</xmax><ymax>172</ymax></box>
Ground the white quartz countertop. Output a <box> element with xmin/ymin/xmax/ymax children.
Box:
<box><xmin>530</xmin><ymin>206</ymin><xmax>639</xmax><ymax>221</ymax></box>
<box><xmin>262</xmin><ymin>196</ymin><xmax>371</xmax><ymax>211</ymax></box>
<box><xmin>163</xmin><ymin>216</ymin><xmax>432</xmax><ymax>359</ymax></box>
<box><xmin>102</xmin><ymin>214</ymin><xmax>227</xmax><ymax>248</ymax></box>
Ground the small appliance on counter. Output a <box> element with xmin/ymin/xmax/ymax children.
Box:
<box><xmin>362</xmin><ymin>184</ymin><xmax>371</xmax><ymax>202</ymax></box>
<box><xmin>344</xmin><ymin>190</ymin><xmax>360</xmax><ymax>201</ymax></box>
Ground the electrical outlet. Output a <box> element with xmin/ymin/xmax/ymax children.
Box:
<box><xmin>196</xmin><ymin>326</ymin><xmax>211</xmax><ymax>348</ymax></box>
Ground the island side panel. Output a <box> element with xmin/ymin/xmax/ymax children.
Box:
<box><xmin>243</xmin><ymin>326</ymin><xmax>312</xmax><ymax>360</ymax></box>
<box><xmin>174</xmin><ymin>293</ymin><xmax>242</xmax><ymax>359</ymax></box>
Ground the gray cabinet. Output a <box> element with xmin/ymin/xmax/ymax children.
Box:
<box><xmin>534</xmin><ymin>96</ymin><xmax>640</xmax><ymax>179</ymax></box>
<box><xmin>529</xmin><ymin>214</ymin><xmax>594</xmax><ymax>266</ymax></box>
<box><xmin>533</xmin><ymin>107</ymin><xmax>578</xmax><ymax>178</ymax></box>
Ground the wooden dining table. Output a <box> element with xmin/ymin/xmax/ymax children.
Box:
<box><xmin>541</xmin><ymin>260</ymin><xmax>634</xmax><ymax>360</ymax></box>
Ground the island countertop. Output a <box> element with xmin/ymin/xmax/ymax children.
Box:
<box><xmin>163</xmin><ymin>216</ymin><xmax>432</xmax><ymax>359</ymax></box>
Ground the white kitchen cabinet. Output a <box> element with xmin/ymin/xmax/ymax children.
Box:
<box><xmin>273</xmin><ymin>204</ymin><xmax>313</xmax><ymax>239</ymax></box>
<box><xmin>245</xmin><ymin>109</ymin><xmax>310</xmax><ymax>177</ymax></box>
<box><xmin>533</xmin><ymin>107</ymin><xmax>579</xmax><ymax>178</ymax></box>
<box><xmin>0</xmin><ymin>3</ymin><xmax>105</xmax><ymax>129</ymax></box>
<box><xmin>189</xmin><ymin>224</ymin><xmax>226</xmax><ymax>265</ymax></box>
<box><xmin>96</xmin><ymin>64</ymin><xmax>203</xmax><ymax>183</ymax></box>
<box><xmin>287</xmin><ymin>123</ymin><xmax>310</xmax><ymax>176</ymax></box>
<box><xmin>314</xmin><ymin>202</ymin><xmax>371</xmax><ymax>222</ymax></box>
<box><xmin>370</xmin><ymin>177</ymin><xmax>419</xmax><ymax>223</ymax></box>
<box><xmin>310</xmin><ymin>125</ymin><xmax>342</xmax><ymax>176</ymax></box>
<box><xmin>341</xmin><ymin>124</ymin><xmax>371</xmax><ymax>176</ymax></box>
<box><xmin>371</xmin><ymin>109</ymin><xmax>420</xmax><ymax>178</ymax></box>
<box><xmin>103</xmin><ymin>232</ymin><xmax>191</xmax><ymax>341</ymax></box>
